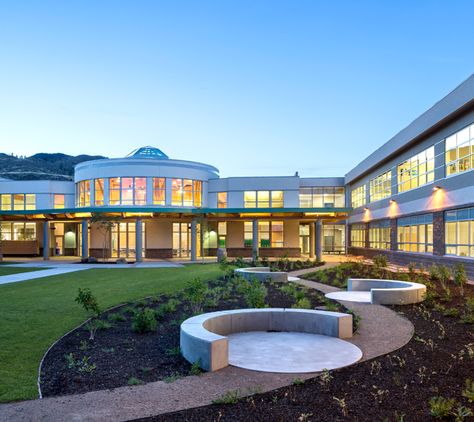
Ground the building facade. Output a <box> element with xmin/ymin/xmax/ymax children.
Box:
<box><xmin>0</xmin><ymin>75</ymin><xmax>473</xmax><ymax>274</ymax></box>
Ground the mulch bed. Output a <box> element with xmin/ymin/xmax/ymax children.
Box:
<box><xmin>40</xmin><ymin>277</ymin><xmax>340</xmax><ymax>397</ymax></box>
<box><xmin>136</xmin><ymin>281</ymin><xmax>474</xmax><ymax>421</ymax></box>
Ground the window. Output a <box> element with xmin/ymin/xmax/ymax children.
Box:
<box><xmin>244</xmin><ymin>221</ymin><xmax>254</xmax><ymax>247</ymax></box>
<box><xmin>109</xmin><ymin>177</ymin><xmax>121</xmax><ymax>205</ymax></box>
<box><xmin>351</xmin><ymin>185</ymin><xmax>366</xmax><ymax>208</ymax></box>
<box><xmin>369</xmin><ymin>170</ymin><xmax>392</xmax><ymax>202</ymax></box>
<box><xmin>95</xmin><ymin>179</ymin><xmax>104</xmax><ymax>206</ymax></box>
<box><xmin>368</xmin><ymin>220</ymin><xmax>391</xmax><ymax>249</ymax></box>
<box><xmin>244</xmin><ymin>190</ymin><xmax>285</xmax><ymax>208</ymax></box>
<box><xmin>76</xmin><ymin>180</ymin><xmax>91</xmax><ymax>207</ymax></box>
<box><xmin>25</xmin><ymin>194</ymin><xmax>35</xmax><ymax>210</ymax></box>
<box><xmin>171</xmin><ymin>178</ymin><xmax>203</xmax><ymax>207</ymax></box>
<box><xmin>445</xmin><ymin>207</ymin><xmax>474</xmax><ymax>257</ymax></box>
<box><xmin>1</xmin><ymin>222</ymin><xmax>36</xmax><ymax>240</ymax></box>
<box><xmin>446</xmin><ymin>124</ymin><xmax>474</xmax><ymax>176</ymax></box>
<box><xmin>217</xmin><ymin>192</ymin><xmax>227</xmax><ymax>208</ymax></box>
<box><xmin>121</xmin><ymin>177</ymin><xmax>134</xmax><ymax>205</ymax></box>
<box><xmin>323</xmin><ymin>224</ymin><xmax>346</xmax><ymax>253</ymax></box>
<box><xmin>398</xmin><ymin>146</ymin><xmax>435</xmax><ymax>192</ymax></box>
<box><xmin>54</xmin><ymin>194</ymin><xmax>65</xmax><ymax>209</ymax></box>
<box><xmin>134</xmin><ymin>178</ymin><xmax>147</xmax><ymax>205</ymax></box>
<box><xmin>398</xmin><ymin>214</ymin><xmax>433</xmax><ymax>253</ymax></box>
<box><xmin>108</xmin><ymin>177</ymin><xmax>148</xmax><ymax>205</ymax></box>
<box><xmin>299</xmin><ymin>187</ymin><xmax>345</xmax><ymax>208</ymax></box>
<box><xmin>153</xmin><ymin>177</ymin><xmax>165</xmax><ymax>205</ymax></box>
<box><xmin>350</xmin><ymin>224</ymin><xmax>366</xmax><ymax>247</ymax></box>
<box><xmin>218</xmin><ymin>221</ymin><xmax>226</xmax><ymax>248</ymax></box>
<box><xmin>258</xmin><ymin>221</ymin><xmax>284</xmax><ymax>247</ymax></box>
<box><xmin>0</xmin><ymin>194</ymin><xmax>12</xmax><ymax>210</ymax></box>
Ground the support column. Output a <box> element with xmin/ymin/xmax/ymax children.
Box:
<box><xmin>43</xmin><ymin>220</ymin><xmax>50</xmax><ymax>260</ymax></box>
<box><xmin>309</xmin><ymin>222</ymin><xmax>315</xmax><ymax>258</ymax></box>
<box><xmin>136</xmin><ymin>218</ymin><xmax>143</xmax><ymax>262</ymax></box>
<box><xmin>433</xmin><ymin>211</ymin><xmax>445</xmax><ymax>256</ymax></box>
<box><xmin>81</xmin><ymin>219</ymin><xmax>89</xmax><ymax>260</ymax></box>
<box><xmin>252</xmin><ymin>220</ymin><xmax>258</xmax><ymax>262</ymax></box>
<box><xmin>190</xmin><ymin>219</ymin><xmax>197</xmax><ymax>261</ymax></box>
<box><xmin>315</xmin><ymin>219</ymin><xmax>322</xmax><ymax>262</ymax></box>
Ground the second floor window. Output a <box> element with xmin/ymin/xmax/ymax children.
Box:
<box><xmin>244</xmin><ymin>190</ymin><xmax>284</xmax><ymax>208</ymax></box>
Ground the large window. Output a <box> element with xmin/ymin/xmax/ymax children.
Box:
<box><xmin>153</xmin><ymin>177</ymin><xmax>166</xmax><ymax>205</ymax></box>
<box><xmin>369</xmin><ymin>171</ymin><xmax>391</xmax><ymax>202</ymax></box>
<box><xmin>0</xmin><ymin>194</ymin><xmax>36</xmax><ymax>211</ymax></box>
<box><xmin>244</xmin><ymin>191</ymin><xmax>284</xmax><ymax>208</ymax></box>
<box><xmin>0</xmin><ymin>222</ymin><xmax>36</xmax><ymax>240</ymax></box>
<box><xmin>368</xmin><ymin>220</ymin><xmax>390</xmax><ymax>249</ymax></box>
<box><xmin>299</xmin><ymin>187</ymin><xmax>345</xmax><ymax>208</ymax></box>
<box><xmin>258</xmin><ymin>221</ymin><xmax>284</xmax><ymax>247</ymax></box>
<box><xmin>446</xmin><ymin>123</ymin><xmax>474</xmax><ymax>176</ymax></box>
<box><xmin>171</xmin><ymin>178</ymin><xmax>202</xmax><ymax>207</ymax></box>
<box><xmin>350</xmin><ymin>224</ymin><xmax>366</xmax><ymax>247</ymax></box>
<box><xmin>323</xmin><ymin>224</ymin><xmax>346</xmax><ymax>253</ymax></box>
<box><xmin>445</xmin><ymin>207</ymin><xmax>474</xmax><ymax>258</ymax></box>
<box><xmin>244</xmin><ymin>221</ymin><xmax>253</xmax><ymax>247</ymax></box>
<box><xmin>108</xmin><ymin>177</ymin><xmax>147</xmax><ymax>206</ymax></box>
<box><xmin>76</xmin><ymin>180</ymin><xmax>91</xmax><ymax>207</ymax></box>
<box><xmin>95</xmin><ymin>179</ymin><xmax>105</xmax><ymax>206</ymax></box>
<box><xmin>217</xmin><ymin>192</ymin><xmax>227</xmax><ymax>208</ymax></box>
<box><xmin>54</xmin><ymin>194</ymin><xmax>65</xmax><ymax>209</ymax></box>
<box><xmin>351</xmin><ymin>185</ymin><xmax>366</xmax><ymax>208</ymax></box>
<box><xmin>398</xmin><ymin>214</ymin><xmax>433</xmax><ymax>253</ymax></box>
<box><xmin>398</xmin><ymin>146</ymin><xmax>435</xmax><ymax>192</ymax></box>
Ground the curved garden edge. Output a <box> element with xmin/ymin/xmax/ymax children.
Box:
<box><xmin>0</xmin><ymin>273</ymin><xmax>416</xmax><ymax>422</ymax></box>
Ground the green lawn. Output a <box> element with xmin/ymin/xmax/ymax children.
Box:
<box><xmin>0</xmin><ymin>264</ymin><xmax>222</xmax><ymax>403</ymax></box>
<box><xmin>0</xmin><ymin>267</ymin><xmax>46</xmax><ymax>276</ymax></box>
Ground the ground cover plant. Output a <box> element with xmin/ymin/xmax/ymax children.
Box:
<box><xmin>40</xmin><ymin>270</ymin><xmax>350</xmax><ymax>397</ymax></box>
<box><xmin>227</xmin><ymin>256</ymin><xmax>325</xmax><ymax>272</ymax></box>
<box><xmin>139</xmin><ymin>261</ymin><xmax>474</xmax><ymax>421</ymax></box>
<box><xmin>0</xmin><ymin>264</ymin><xmax>222</xmax><ymax>402</ymax></box>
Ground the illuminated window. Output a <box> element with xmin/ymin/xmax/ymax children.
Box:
<box><xmin>0</xmin><ymin>194</ymin><xmax>12</xmax><ymax>211</ymax></box>
<box><xmin>54</xmin><ymin>194</ymin><xmax>65</xmax><ymax>209</ymax></box>
<box><xmin>153</xmin><ymin>177</ymin><xmax>166</xmax><ymax>205</ymax></box>
<box><xmin>398</xmin><ymin>214</ymin><xmax>433</xmax><ymax>254</ymax></box>
<box><xmin>134</xmin><ymin>177</ymin><xmax>147</xmax><ymax>205</ymax></box>
<box><xmin>109</xmin><ymin>177</ymin><xmax>121</xmax><ymax>205</ymax></box>
<box><xmin>171</xmin><ymin>178</ymin><xmax>203</xmax><ymax>206</ymax></box>
<box><xmin>299</xmin><ymin>187</ymin><xmax>345</xmax><ymax>208</ymax></box>
<box><xmin>445</xmin><ymin>124</ymin><xmax>474</xmax><ymax>176</ymax></box>
<box><xmin>121</xmin><ymin>177</ymin><xmax>134</xmax><ymax>205</ymax></box>
<box><xmin>193</xmin><ymin>180</ymin><xmax>202</xmax><ymax>207</ymax></box>
<box><xmin>398</xmin><ymin>146</ymin><xmax>435</xmax><ymax>192</ymax></box>
<box><xmin>368</xmin><ymin>220</ymin><xmax>391</xmax><ymax>249</ymax></box>
<box><xmin>76</xmin><ymin>180</ymin><xmax>91</xmax><ymax>207</ymax></box>
<box><xmin>258</xmin><ymin>221</ymin><xmax>284</xmax><ymax>247</ymax></box>
<box><xmin>171</xmin><ymin>178</ymin><xmax>183</xmax><ymax>206</ymax></box>
<box><xmin>218</xmin><ymin>221</ymin><xmax>227</xmax><ymax>247</ymax></box>
<box><xmin>0</xmin><ymin>222</ymin><xmax>12</xmax><ymax>240</ymax></box>
<box><xmin>95</xmin><ymin>179</ymin><xmax>104</xmax><ymax>206</ymax></box>
<box><xmin>244</xmin><ymin>191</ymin><xmax>285</xmax><ymax>208</ymax></box>
<box><xmin>369</xmin><ymin>170</ymin><xmax>392</xmax><ymax>202</ymax></box>
<box><xmin>350</xmin><ymin>224</ymin><xmax>366</xmax><ymax>247</ymax></box>
<box><xmin>108</xmin><ymin>177</ymin><xmax>147</xmax><ymax>205</ymax></box>
<box><xmin>3</xmin><ymin>222</ymin><xmax>37</xmax><ymax>240</ymax></box>
<box><xmin>445</xmin><ymin>207</ymin><xmax>474</xmax><ymax>257</ymax></box>
<box><xmin>183</xmin><ymin>179</ymin><xmax>193</xmax><ymax>206</ymax></box>
<box><xmin>217</xmin><ymin>192</ymin><xmax>227</xmax><ymax>208</ymax></box>
<box><xmin>351</xmin><ymin>185</ymin><xmax>366</xmax><ymax>208</ymax></box>
<box><xmin>244</xmin><ymin>221</ymin><xmax>253</xmax><ymax>247</ymax></box>
<box><xmin>8</xmin><ymin>194</ymin><xmax>36</xmax><ymax>211</ymax></box>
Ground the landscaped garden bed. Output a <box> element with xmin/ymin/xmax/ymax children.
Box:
<box><xmin>227</xmin><ymin>256</ymin><xmax>325</xmax><ymax>272</ymax></box>
<box><xmin>40</xmin><ymin>270</ymin><xmax>350</xmax><ymax>397</ymax></box>
<box><xmin>138</xmin><ymin>261</ymin><xmax>474</xmax><ymax>421</ymax></box>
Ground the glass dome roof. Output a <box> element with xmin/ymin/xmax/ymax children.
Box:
<box><xmin>126</xmin><ymin>146</ymin><xmax>169</xmax><ymax>159</ymax></box>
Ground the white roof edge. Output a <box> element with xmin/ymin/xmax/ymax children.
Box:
<box><xmin>345</xmin><ymin>73</ymin><xmax>474</xmax><ymax>185</ymax></box>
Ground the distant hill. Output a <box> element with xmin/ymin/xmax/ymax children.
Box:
<box><xmin>0</xmin><ymin>153</ymin><xmax>107</xmax><ymax>181</ymax></box>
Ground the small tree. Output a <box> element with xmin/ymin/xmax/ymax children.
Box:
<box><xmin>75</xmin><ymin>288</ymin><xmax>101</xmax><ymax>340</ymax></box>
<box><xmin>453</xmin><ymin>263</ymin><xmax>468</xmax><ymax>296</ymax></box>
<box><xmin>90</xmin><ymin>213</ymin><xmax>118</xmax><ymax>261</ymax></box>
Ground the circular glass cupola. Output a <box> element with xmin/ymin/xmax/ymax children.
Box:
<box><xmin>125</xmin><ymin>146</ymin><xmax>169</xmax><ymax>160</ymax></box>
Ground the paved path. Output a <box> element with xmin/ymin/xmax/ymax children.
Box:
<box><xmin>0</xmin><ymin>270</ymin><xmax>414</xmax><ymax>422</ymax></box>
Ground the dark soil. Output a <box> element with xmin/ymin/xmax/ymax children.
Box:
<box><xmin>40</xmin><ymin>276</ymin><xmax>342</xmax><ymax>397</ymax></box>
<box><xmin>136</xmin><ymin>284</ymin><xmax>474</xmax><ymax>422</ymax></box>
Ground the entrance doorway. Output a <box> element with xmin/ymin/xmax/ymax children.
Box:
<box><xmin>111</xmin><ymin>222</ymin><xmax>145</xmax><ymax>258</ymax></box>
<box><xmin>173</xmin><ymin>222</ymin><xmax>190</xmax><ymax>258</ymax></box>
<box><xmin>299</xmin><ymin>223</ymin><xmax>311</xmax><ymax>256</ymax></box>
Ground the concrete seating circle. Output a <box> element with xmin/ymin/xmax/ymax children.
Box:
<box><xmin>234</xmin><ymin>267</ymin><xmax>288</xmax><ymax>282</ymax></box>
<box><xmin>180</xmin><ymin>308</ymin><xmax>356</xmax><ymax>372</ymax></box>
<box><xmin>325</xmin><ymin>278</ymin><xmax>426</xmax><ymax>305</ymax></box>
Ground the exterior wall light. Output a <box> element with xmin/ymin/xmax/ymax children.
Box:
<box><xmin>389</xmin><ymin>199</ymin><xmax>396</xmax><ymax>204</ymax></box>
<box><xmin>364</xmin><ymin>207</ymin><xmax>369</xmax><ymax>211</ymax></box>
<box><xmin>433</xmin><ymin>186</ymin><xmax>441</xmax><ymax>191</ymax></box>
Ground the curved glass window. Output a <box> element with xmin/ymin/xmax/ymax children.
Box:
<box><xmin>153</xmin><ymin>178</ymin><xmax>166</xmax><ymax>205</ymax></box>
<box><xmin>172</xmin><ymin>178</ymin><xmax>202</xmax><ymax>207</ymax></box>
<box><xmin>76</xmin><ymin>181</ymin><xmax>90</xmax><ymax>207</ymax></box>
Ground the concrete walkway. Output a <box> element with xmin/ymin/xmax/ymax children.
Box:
<box><xmin>0</xmin><ymin>269</ymin><xmax>414</xmax><ymax>422</ymax></box>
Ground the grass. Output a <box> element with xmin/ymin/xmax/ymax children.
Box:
<box><xmin>0</xmin><ymin>264</ymin><xmax>222</xmax><ymax>403</ymax></box>
<box><xmin>0</xmin><ymin>267</ymin><xmax>47</xmax><ymax>276</ymax></box>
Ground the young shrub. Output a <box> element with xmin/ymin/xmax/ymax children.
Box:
<box><xmin>462</xmin><ymin>378</ymin><xmax>474</xmax><ymax>403</ymax></box>
<box><xmin>108</xmin><ymin>312</ymin><xmax>126</xmax><ymax>322</ymax></box>
<box><xmin>127</xmin><ymin>376</ymin><xmax>144</xmax><ymax>386</ymax></box>
<box><xmin>184</xmin><ymin>278</ymin><xmax>208</xmax><ymax>315</ymax></box>
<box><xmin>132</xmin><ymin>307</ymin><xmax>157</xmax><ymax>333</ymax></box>
<box><xmin>429</xmin><ymin>264</ymin><xmax>441</xmax><ymax>282</ymax></box>
<box><xmin>453</xmin><ymin>263</ymin><xmax>468</xmax><ymax>296</ymax></box>
<box><xmin>292</xmin><ymin>297</ymin><xmax>312</xmax><ymax>309</ymax></box>
<box><xmin>75</xmin><ymin>288</ymin><xmax>101</xmax><ymax>340</ymax></box>
<box><xmin>428</xmin><ymin>396</ymin><xmax>456</xmax><ymax>418</ymax></box>
<box><xmin>244</xmin><ymin>278</ymin><xmax>267</xmax><ymax>308</ymax></box>
<box><xmin>212</xmin><ymin>390</ymin><xmax>241</xmax><ymax>405</ymax></box>
<box><xmin>438</xmin><ymin>265</ymin><xmax>451</xmax><ymax>290</ymax></box>
<box><xmin>373</xmin><ymin>254</ymin><xmax>388</xmax><ymax>269</ymax></box>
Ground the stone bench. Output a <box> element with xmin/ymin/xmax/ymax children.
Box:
<box><xmin>180</xmin><ymin>308</ymin><xmax>353</xmax><ymax>371</ymax></box>
<box><xmin>348</xmin><ymin>278</ymin><xmax>426</xmax><ymax>305</ymax></box>
<box><xmin>234</xmin><ymin>267</ymin><xmax>288</xmax><ymax>283</ymax></box>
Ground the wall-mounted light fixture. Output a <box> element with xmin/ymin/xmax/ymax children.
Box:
<box><xmin>364</xmin><ymin>207</ymin><xmax>369</xmax><ymax>211</ymax></box>
<box><xmin>389</xmin><ymin>199</ymin><xmax>396</xmax><ymax>204</ymax></box>
<box><xmin>433</xmin><ymin>185</ymin><xmax>441</xmax><ymax>191</ymax></box>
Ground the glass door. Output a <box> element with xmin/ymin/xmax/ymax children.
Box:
<box><xmin>173</xmin><ymin>222</ymin><xmax>191</xmax><ymax>257</ymax></box>
<box><xmin>299</xmin><ymin>223</ymin><xmax>310</xmax><ymax>256</ymax></box>
<box><xmin>111</xmin><ymin>222</ymin><xmax>145</xmax><ymax>258</ymax></box>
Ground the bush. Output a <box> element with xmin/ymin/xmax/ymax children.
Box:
<box><xmin>132</xmin><ymin>307</ymin><xmax>157</xmax><ymax>333</ymax></box>
<box><xmin>373</xmin><ymin>254</ymin><xmax>388</xmax><ymax>268</ymax></box>
<box><xmin>244</xmin><ymin>279</ymin><xmax>267</xmax><ymax>308</ymax></box>
<box><xmin>184</xmin><ymin>278</ymin><xmax>208</xmax><ymax>314</ymax></box>
<box><xmin>429</xmin><ymin>396</ymin><xmax>456</xmax><ymax>418</ymax></box>
<box><xmin>453</xmin><ymin>263</ymin><xmax>468</xmax><ymax>296</ymax></box>
<box><xmin>75</xmin><ymin>288</ymin><xmax>100</xmax><ymax>316</ymax></box>
<box><xmin>292</xmin><ymin>297</ymin><xmax>312</xmax><ymax>309</ymax></box>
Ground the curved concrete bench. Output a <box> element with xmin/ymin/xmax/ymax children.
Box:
<box><xmin>234</xmin><ymin>267</ymin><xmax>288</xmax><ymax>282</ymax></box>
<box><xmin>348</xmin><ymin>278</ymin><xmax>426</xmax><ymax>305</ymax></box>
<box><xmin>180</xmin><ymin>308</ymin><xmax>353</xmax><ymax>371</ymax></box>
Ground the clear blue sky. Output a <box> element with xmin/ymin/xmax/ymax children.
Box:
<box><xmin>0</xmin><ymin>1</ymin><xmax>473</xmax><ymax>177</ymax></box>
